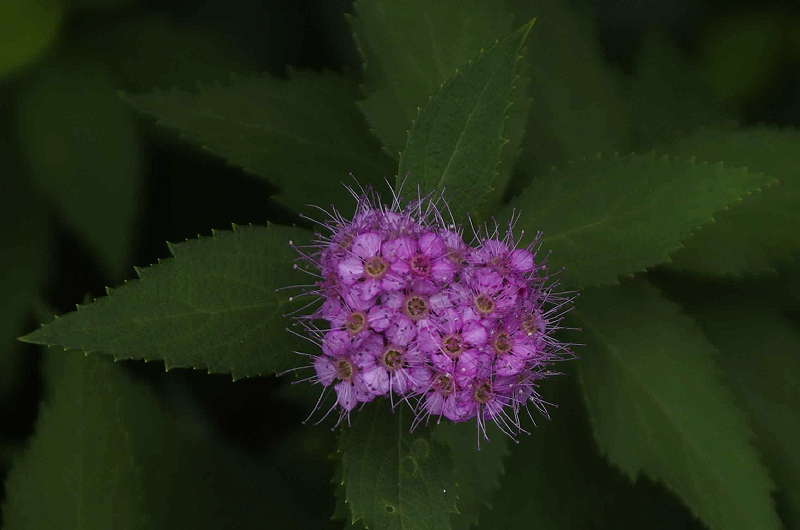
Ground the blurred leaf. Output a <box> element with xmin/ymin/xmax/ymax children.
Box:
<box><xmin>398</xmin><ymin>21</ymin><xmax>534</xmax><ymax>223</ymax></box>
<box><xmin>84</xmin><ymin>15</ymin><xmax>258</xmax><ymax>91</ymax></box>
<box><xmin>675</xmin><ymin>294</ymin><xmax>800</xmax><ymax>528</ymax></box>
<box><xmin>3</xmin><ymin>352</ymin><xmax>304</xmax><ymax>529</ymax></box>
<box><xmin>351</xmin><ymin>0</ymin><xmax>515</xmax><ymax>156</ymax></box>
<box><xmin>576</xmin><ymin>279</ymin><xmax>781</xmax><ymax>530</ymax></box>
<box><xmin>0</xmin><ymin>149</ymin><xmax>49</xmax><ymax>398</ymax></box>
<box><xmin>628</xmin><ymin>33</ymin><xmax>727</xmax><ymax>149</ymax></box>
<box><xmin>340</xmin><ymin>403</ymin><xmax>457</xmax><ymax>530</ymax></box>
<box><xmin>700</xmin><ymin>12</ymin><xmax>785</xmax><ymax>108</ymax></box>
<box><xmin>67</xmin><ymin>0</ymin><xmax>133</xmax><ymax>9</ymax></box>
<box><xmin>665</xmin><ymin>127</ymin><xmax>800</xmax><ymax>276</ymax></box>
<box><xmin>127</xmin><ymin>71</ymin><xmax>392</xmax><ymax>214</ymax></box>
<box><xmin>21</xmin><ymin>224</ymin><xmax>309</xmax><ymax>379</ymax></box>
<box><xmin>0</xmin><ymin>0</ymin><xmax>63</xmax><ymax>78</ymax></box>
<box><xmin>16</xmin><ymin>62</ymin><xmax>143</xmax><ymax>278</ymax></box>
<box><xmin>505</xmin><ymin>153</ymin><xmax>775</xmax><ymax>287</ymax></box>
<box><xmin>431</xmin><ymin>423</ymin><xmax>508</xmax><ymax>530</ymax></box>
<box><xmin>507</xmin><ymin>0</ymin><xmax>631</xmax><ymax>180</ymax></box>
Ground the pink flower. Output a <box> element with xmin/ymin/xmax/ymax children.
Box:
<box><xmin>289</xmin><ymin>187</ymin><xmax>574</xmax><ymax>437</ymax></box>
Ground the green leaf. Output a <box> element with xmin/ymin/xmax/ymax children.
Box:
<box><xmin>507</xmin><ymin>0</ymin><xmax>631</xmax><ymax>178</ymax></box>
<box><xmin>3</xmin><ymin>353</ymin><xmax>305</xmax><ymax>529</ymax></box>
<box><xmin>126</xmin><ymin>71</ymin><xmax>393</xmax><ymax>214</ymax></box>
<box><xmin>16</xmin><ymin>62</ymin><xmax>143</xmax><ymax>278</ymax></box>
<box><xmin>67</xmin><ymin>0</ymin><xmax>134</xmax><ymax>10</ymax></box>
<box><xmin>0</xmin><ymin>147</ymin><xmax>49</xmax><ymax>398</ymax></box>
<box><xmin>628</xmin><ymin>33</ymin><xmax>727</xmax><ymax>149</ymax></box>
<box><xmin>664</xmin><ymin>127</ymin><xmax>800</xmax><ymax>276</ymax></box>
<box><xmin>431</xmin><ymin>423</ymin><xmax>508</xmax><ymax>530</ymax></box>
<box><xmin>21</xmin><ymin>224</ymin><xmax>309</xmax><ymax>379</ymax></box>
<box><xmin>506</xmin><ymin>153</ymin><xmax>775</xmax><ymax>287</ymax></box>
<box><xmin>677</xmin><ymin>293</ymin><xmax>800</xmax><ymax>528</ymax></box>
<box><xmin>700</xmin><ymin>13</ymin><xmax>784</xmax><ymax>109</ymax></box>
<box><xmin>340</xmin><ymin>403</ymin><xmax>457</xmax><ymax>530</ymax></box>
<box><xmin>576</xmin><ymin>279</ymin><xmax>781</xmax><ymax>530</ymax></box>
<box><xmin>398</xmin><ymin>21</ymin><xmax>534</xmax><ymax>223</ymax></box>
<box><xmin>481</xmin><ymin>374</ymin><xmax>624</xmax><ymax>529</ymax></box>
<box><xmin>81</xmin><ymin>15</ymin><xmax>258</xmax><ymax>92</ymax></box>
<box><xmin>0</xmin><ymin>0</ymin><xmax>63</xmax><ymax>78</ymax></box>
<box><xmin>351</xmin><ymin>0</ymin><xmax>515</xmax><ymax>156</ymax></box>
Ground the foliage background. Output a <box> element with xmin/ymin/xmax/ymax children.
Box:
<box><xmin>2</xmin><ymin>0</ymin><xmax>800</xmax><ymax>528</ymax></box>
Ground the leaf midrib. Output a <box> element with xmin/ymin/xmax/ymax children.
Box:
<box><xmin>433</xmin><ymin>45</ymin><xmax>513</xmax><ymax>189</ymax></box>
<box><xmin>581</xmin><ymin>313</ymin><xmax>737</xmax><ymax>517</ymax></box>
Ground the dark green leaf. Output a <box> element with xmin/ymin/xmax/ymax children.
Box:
<box><xmin>432</xmin><ymin>423</ymin><xmax>508</xmax><ymax>529</ymax></box>
<box><xmin>506</xmin><ymin>153</ymin><xmax>775</xmax><ymax>287</ymax></box>
<box><xmin>340</xmin><ymin>403</ymin><xmax>457</xmax><ymax>530</ymax></box>
<box><xmin>127</xmin><ymin>71</ymin><xmax>393</xmax><ymax>214</ymax></box>
<box><xmin>398</xmin><ymin>21</ymin><xmax>534</xmax><ymax>222</ymax></box>
<box><xmin>83</xmin><ymin>15</ymin><xmax>258</xmax><ymax>92</ymax></box>
<box><xmin>700</xmin><ymin>13</ymin><xmax>784</xmax><ymax>109</ymax></box>
<box><xmin>628</xmin><ymin>33</ymin><xmax>727</xmax><ymax>149</ymax></box>
<box><xmin>665</xmin><ymin>127</ymin><xmax>800</xmax><ymax>276</ymax></box>
<box><xmin>576</xmin><ymin>279</ymin><xmax>781</xmax><ymax>530</ymax></box>
<box><xmin>351</xmin><ymin>0</ymin><xmax>515</xmax><ymax>156</ymax></box>
<box><xmin>481</xmin><ymin>374</ymin><xmax>622</xmax><ymax>530</ymax></box>
<box><xmin>3</xmin><ymin>353</ymin><xmax>304</xmax><ymax>529</ymax></box>
<box><xmin>16</xmin><ymin>62</ymin><xmax>143</xmax><ymax>278</ymax></box>
<box><xmin>21</xmin><ymin>224</ymin><xmax>309</xmax><ymax>379</ymax></box>
<box><xmin>0</xmin><ymin>146</ymin><xmax>49</xmax><ymax>398</ymax></box>
<box><xmin>0</xmin><ymin>0</ymin><xmax>62</xmax><ymax>78</ymax></box>
<box><xmin>677</xmin><ymin>293</ymin><xmax>800</xmax><ymax>528</ymax></box>
<box><xmin>507</xmin><ymin>0</ymin><xmax>631</xmax><ymax>179</ymax></box>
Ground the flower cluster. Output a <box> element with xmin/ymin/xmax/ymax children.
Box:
<box><xmin>287</xmin><ymin>189</ymin><xmax>573</xmax><ymax>438</ymax></box>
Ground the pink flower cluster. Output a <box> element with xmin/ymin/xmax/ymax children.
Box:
<box><xmin>289</xmin><ymin>190</ymin><xmax>572</xmax><ymax>437</ymax></box>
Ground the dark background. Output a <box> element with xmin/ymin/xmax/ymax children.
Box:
<box><xmin>2</xmin><ymin>0</ymin><xmax>799</xmax><ymax>526</ymax></box>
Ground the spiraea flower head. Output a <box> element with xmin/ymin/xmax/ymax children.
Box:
<box><xmin>285</xmin><ymin>186</ymin><xmax>575</xmax><ymax>440</ymax></box>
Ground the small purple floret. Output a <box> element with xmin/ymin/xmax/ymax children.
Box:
<box><xmin>286</xmin><ymin>187</ymin><xmax>574</xmax><ymax>440</ymax></box>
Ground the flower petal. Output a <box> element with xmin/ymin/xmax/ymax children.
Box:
<box><xmin>510</xmin><ymin>248</ymin><xmax>534</xmax><ymax>272</ymax></box>
<box><xmin>419</xmin><ymin>232</ymin><xmax>446</xmax><ymax>258</ymax></box>
<box><xmin>351</xmin><ymin>232</ymin><xmax>383</xmax><ymax>259</ymax></box>
<box><xmin>337</xmin><ymin>257</ymin><xmax>364</xmax><ymax>284</ymax></box>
